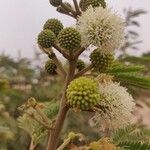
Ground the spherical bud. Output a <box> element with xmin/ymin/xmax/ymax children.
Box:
<box><xmin>43</xmin><ymin>19</ymin><xmax>63</xmax><ymax>36</ymax></box>
<box><xmin>67</xmin><ymin>77</ymin><xmax>100</xmax><ymax>110</ymax></box>
<box><xmin>37</xmin><ymin>30</ymin><xmax>56</xmax><ymax>48</ymax></box>
<box><xmin>45</xmin><ymin>59</ymin><xmax>57</xmax><ymax>75</ymax></box>
<box><xmin>90</xmin><ymin>49</ymin><xmax>114</xmax><ymax>72</ymax></box>
<box><xmin>49</xmin><ymin>0</ymin><xmax>62</xmax><ymax>7</ymax></box>
<box><xmin>76</xmin><ymin>59</ymin><xmax>85</xmax><ymax>71</ymax></box>
<box><xmin>79</xmin><ymin>0</ymin><xmax>106</xmax><ymax>11</ymax></box>
<box><xmin>58</xmin><ymin>27</ymin><xmax>81</xmax><ymax>50</ymax></box>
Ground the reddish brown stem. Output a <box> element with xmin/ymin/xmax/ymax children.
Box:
<box><xmin>46</xmin><ymin>59</ymin><xmax>77</xmax><ymax>150</ymax></box>
<box><xmin>75</xmin><ymin>64</ymin><xmax>93</xmax><ymax>78</ymax></box>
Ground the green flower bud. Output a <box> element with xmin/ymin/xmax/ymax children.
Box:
<box><xmin>58</xmin><ymin>27</ymin><xmax>81</xmax><ymax>50</ymax></box>
<box><xmin>67</xmin><ymin>77</ymin><xmax>100</xmax><ymax>110</ymax></box>
<box><xmin>43</xmin><ymin>19</ymin><xmax>63</xmax><ymax>36</ymax></box>
<box><xmin>76</xmin><ymin>59</ymin><xmax>85</xmax><ymax>71</ymax></box>
<box><xmin>90</xmin><ymin>49</ymin><xmax>114</xmax><ymax>72</ymax></box>
<box><xmin>37</xmin><ymin>30</ymin><xmax>56</xmax><ymax>48</ymax></box>
<box><xmin>45</xmin><ymin>59</ymin><xmax>57</xmax><ymax>75</ymax></box>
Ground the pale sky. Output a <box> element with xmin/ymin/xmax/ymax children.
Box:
<box><xmin>0</xmin><ymin>0</ymin><xmax>150</xmax><ymax>58</ymax></box>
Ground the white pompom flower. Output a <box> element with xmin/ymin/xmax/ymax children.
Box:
<box><xmin>90</xmin><ymin>82</ymin><xmax>135</xmax><ymax>129</ymax></box>
<box><xmin>77</xmin><ymin>6</ymin><xmax>125</xmax><ymax>54</ymax></box>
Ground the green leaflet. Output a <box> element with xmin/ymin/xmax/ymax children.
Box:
<box><xmin>112</xmin><ymin>73</ymin><xmax>150</xmax><ymax>89</ymax></box>
<box><xmin>107</xmin><ymin>64</ymin><xmax>146</xmax><ymax>74</ymax></box>
<box><xmin>112</xmin><ymin>125</ymin><xmax>150</xmax><ymax>150</ymax></box>
<box><xmin>117</xmin><ymin>141</ymin><xmax>150</xmax><ymax>150</ymax></box>
<box><xmin>122</xmin><ymin>56</ymin><xmax>150</xmax><ymax>65</ymax></box>
<box><xmin>112</xmin><ymin>125</ymin><xmax>150</xmax><ymax>143</ymax></box>
<box><xmin>17</xmin><ymin>100</ymin><xmax>59</xmax><ymax>145</ymax></box>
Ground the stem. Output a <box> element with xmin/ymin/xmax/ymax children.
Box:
<box><xmin>75</xmin><ymin>64</ymin><xmax>93</xmax><ymax>78</ymax></box>
<box><xmin>46</xmin><ymin>59</ymin><xmax>77</xmax><ymax>150</ymax></box>
<box><xmin>57</xmin><ymin>137</ymin><xmax>72</xmax><ymax>150</ymax></box>
<box><xmin>48</xmin><ymin>51</ymin><xmax>66</xmax><ymax>79</ymax></box>
<box><xmin>25</xmin><ymin>111</ymin><xmax>52</xmax><ymax>130</ymax></box>
<box><xmin>29</xmin><ymin>138</ymin><xmax>36</xmax><ymax>150</ymax></box>
<box><xmin>53</xmin><ymin>44</ymin><xmax>70</xmax><ymax>59</ymax></box>
<box><xmin>73</xmin><ymin>0</ymin><xmax>81</xmax><ymax>15</ymax></box>
<box><xmin>35</xmin><ymin>105</ymin><xmax>53</xmax><ymax>124</ymax></box>
<box><xmin>60</xmin><ymin>2</ymin><xmax>77</xmax><ymax>17</ymax></box>
<box><xmin>74</xmin><ymin>47</ymin><xmax>86</xmax><ymax>58</ymax></box>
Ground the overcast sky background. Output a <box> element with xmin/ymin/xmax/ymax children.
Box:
<box><xmin>0</xmin><ymin>0</ymin><xmax>150</xmax><ymax>58</ymax></box>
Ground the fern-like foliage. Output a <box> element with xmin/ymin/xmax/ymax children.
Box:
<box><xmin>117</xmin><ymin>141</ymin><xmax>150</xmax><ymax>150</ymax></box>
<box><xmin>17</xmin><ymin>100</ymin><xmax>59</xmax><ymax>145</ymax></box>
<box><xmin>106</xmin><ymin>62</ymin><xmax>150</xmax><ymax>90</ymax></box>
<box><xmin>122</xmin><ymin>56</ymin><xmax>150</xmax><ymax>67</ymax></box>
<box><xmin>107</xmin><ymin>63</ymin><xmax>146</xmax><ymax>74</ymax></box>
<box><xmin>17</xmin><ymin>113</ymin><xmax>47</xmax><ymax>144</ymax></box>
<box><xmin>113</xmin><ymin>73</ymin><xmax>150</xmax><ymax>90</ymax></box>
<box><xmin>112</xmin><ymin>125</ymin><xmax>150</xmax><ymax>150</ymax></box>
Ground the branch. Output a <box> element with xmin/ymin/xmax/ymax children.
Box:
<box><xmin>53</xmin><ymin>44</ymin><xmax>70</xmax><ymax>59</ymax></box>
<box><xmin>35</xmin><ymin>105</ymin><xmax>53</xmax><ymax>125</ymax></box>
<box><xmin>60</xmin><ymin>2</ymin><xmax>77</xmax><ymax>18</ymax></box>
<box><xmin>29</xmin><ymin>138</ymin><xmax>36</xmax><ymax>150</ymax></box>
<box><xmin>39</xmin><ymin>46</ymin><xmax>67</xmax><ymax>79</ymax></box>
<box><xmin>57</xmin><ymin>137</ymin><xmax>72</xmax><ymax>150</ymax></box>
<box><xmin>48</xmin><ymin>51</ymin><xmax>67</xmax><ymax>79</ymax></box>
<box><xmin>73</xmin><ymin>0</ymin><xmax>81</xmax><ymax>15</ymax></box>
<box><xmin>25</xmin><ymin>111</ymin><xmax>53</xmax><ymax>130</ymax></box>
<box><xmin>46</xmin><ymin>59</ymin><xmax>77</xmax><ymax>150</ymax></box>
<box><xmin>57</xmin><ymin>132</ymin><xmax>84</xmax><ymax>150</ymax></box>
<box><xmin>56</xmin><ymin>7</ymin><xmax>76</xmax><ymax>19</ymax></box>
<box><xmin>75</xmin><ymin>64</ymin><xmax>93</xmax><ymax>78</ymax></box>
<box><xmin>74</xmin><ymin>47</ymin><xmax>86</xmax><ymax>58</ymax></box>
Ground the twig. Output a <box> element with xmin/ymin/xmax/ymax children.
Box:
<box><xmin>48</xmin><ymin>51</ymin><xmax>67</xmax><ymax>79</ymax></box>
<box><xmin>39</xmin><ymin>46</ymin><xmax>67</xmax><ymax>79</ymax></box>
<box><xmin>57</xmin><ymin>137</ymin><xmax>72</xmax><ymax>150</ymax></box>
<box><xmin>35</xmin><ymin>105</ymin><xmax>53</xmax><ymax>124</ymax></box>
<box><xmin>25</xmin><ymin>111</ymin><xmax>53</xmax><ymax>130</ymax></box>
<box><xmin>29</xmin><ymin>138</ymin><xmax>36</xmax><ymax>150</ymax></box>
<box><xmin>73</xmin><ymin>0</ymin><xmax>81</xmax><ymax>15</ymax></box>
<box><xmin>75</xmin><ymin>64</ymin><xmax>93</xmax><ymax>78</ymax></box>
<box><xmin>74</xmin><ymin>47</ymin><xmax>86</xmax><ymax>58</ymax></box>
<box><xmin>60</xmin><ymin>2</ymin><xmax>77</xmax><ymax>17</ymax></box>
<box><xmin>53</xmin><ymin>44</ymin><xmax>70</xmax><ymax>59</ymax></box>
<box><xmin>56</xmin><ymin>7</ymin><xmax>76</xmax><ymax>19</ymax></box>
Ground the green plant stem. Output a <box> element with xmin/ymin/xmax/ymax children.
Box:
<box><xmin>46</xmin><ymin>59</ymin><xmax>77</xmax><ymax>150</ymax></box>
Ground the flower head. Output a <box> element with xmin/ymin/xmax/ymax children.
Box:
<box><xmin>67</xmin><ymin>77</ymin><xmax>100</xmax><ymax>110</ymax></box>
<box><xmin>91</xmin><ymin>82</ymin><xmax>135</xmax><ymax>129</ymax></box>
<box><xmin>77</xmin><ymin>6</ymin><xmax>124</xmax><ymax>54</ymax></box>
